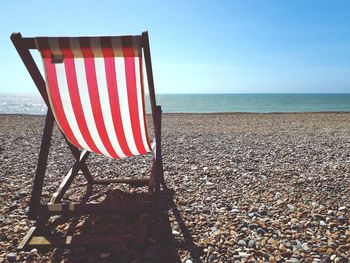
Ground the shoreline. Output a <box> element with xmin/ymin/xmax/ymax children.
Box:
<box><xmin>2</xmin><ymin>111</ymin><xmax>350</xmax><ymax>117</ymax></box>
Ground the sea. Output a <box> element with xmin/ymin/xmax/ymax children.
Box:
<box><xmin>1</xmin><ymin>93</ymin><xmax>350</xmax><ymax>115</ymax></box>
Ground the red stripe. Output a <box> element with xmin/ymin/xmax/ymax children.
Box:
<box><xmin>37</xmin><ymin>38</ymin><xmax>81</xmax><ymax>148</ymax></box>
<box><xmin>58</xmin><ymin>38</ymin><xmax>102</xmax><ymax>154</ymax></box>
<box><xmin>79</xmin><ymin>37</ymin><xmax>119</xmax><ymax>158</ymax></box>
<box><xmin>100</xmin><ymin>37</ymin><xmax>133</xmax><ymax>157</ymax></box>
<box><xmin>121</xmin><ymin>36</ymin><xmax>147</xmax><ymax>154</ymax></box>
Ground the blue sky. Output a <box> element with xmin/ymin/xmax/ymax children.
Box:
<box><xmin>1</xmin><ymin>0</ymin><xmax>350</xmax><ymax>94</ymax></box>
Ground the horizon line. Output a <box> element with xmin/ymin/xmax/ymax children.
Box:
<box><xmin>1</xmin><ymin>91</ymin><xmax>350</xmax><ymax>96</ymax></box>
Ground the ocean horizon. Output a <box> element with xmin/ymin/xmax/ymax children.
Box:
<box><xmin>1</xmin><ymin>93</ymin><xmax>350</xmax><ymax>115</ymax></box>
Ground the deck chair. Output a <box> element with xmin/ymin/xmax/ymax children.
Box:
<box><xmin>11</xmin><ymin>31</ymin><xmax>165</xmax><ymax>248</ymax></box>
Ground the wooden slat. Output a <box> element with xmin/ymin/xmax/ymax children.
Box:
<box><xmin>17</xmin><ymin>227</ymin><xmax>37</xmax><ymax>250</ymax></box>
<box><xmin>50</xmin><ymin>150</ymin><xmax>90</xmax><ymax>204</ymax></box>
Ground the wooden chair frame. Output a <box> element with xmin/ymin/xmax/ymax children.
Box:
<box><xmin>11</xmin><ymin>31</ymin><xmax>166</xmax><ymax>249</ymax></box>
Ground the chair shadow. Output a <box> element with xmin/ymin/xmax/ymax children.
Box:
<box><xmin>44</xmin><ymin>186</ymin><xmax>203</xmax><ymax>263</ymax></box>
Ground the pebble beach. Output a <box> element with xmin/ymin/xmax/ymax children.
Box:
<box><xmin>0</xmin><ymin>113</ymin><xmax>349</xmax><ymax>262</ymax></box>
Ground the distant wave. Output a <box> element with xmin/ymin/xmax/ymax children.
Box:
<box><xmin>153</xmin><ymin>93</ymin><xmax>350</xmax><ymax>113</ymax></box>
<box><xmin>1</xmin><ymin>93</ymin><xmax>350</xmax><ymax>114</ymax></box>
<box><xmin>0</xmin><ymin>93</ymin><xmax>47</xmax><ymax>115</ymax></box>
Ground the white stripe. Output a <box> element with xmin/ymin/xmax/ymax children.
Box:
<box><xmin>48</xmin><ymin>39</ymin><xmax>91</xmax><ymax>152</ymax></box>
<box><xmin>69</xmin><ymin>38</ymin><xmax>111</xmax><ymax>157</ymax></box>
<box><xmin>89</xmin><ymin>38</ymin><xmax>127</xmax><ymax>158</ymax></box>
<box><xmin>134</xmin><ymin>56</ymin><xmax>151</xmax><ymax>152</ymax></box>
<box><xmin>112</xmin><ymin>38</ymin><xmax>139</xmax><ymax>155</ymax></box>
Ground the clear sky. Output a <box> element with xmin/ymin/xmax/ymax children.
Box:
<box><xmin>1</xmin><ymin>0</ymin><xmax>350</xmax><ymax>94</ymax></box>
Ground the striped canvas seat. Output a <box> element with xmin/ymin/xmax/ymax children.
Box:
<box><xmin>36</xmin><ymin>36</ymin><xmax>152</xmax><ymax>159</ymax></box>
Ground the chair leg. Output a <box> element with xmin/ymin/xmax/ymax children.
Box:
<box><xmin>160</xmin><ymin>157</ymin><xmax>166</xmax><ymax>189</ymax></box>
<box><xmin>147</xmin><ymin>159</ymin><xmax>155</xmax><ymax>197</ymax></box>
<box><xmin>29</xmin><ymin>109</ymin><xmax>54</xmax><ymax>219</ymax></box>
<box><xmin>154</xmin><ymin>161</ymin><xmax>161</xmax><ymax>201</ymax></box>
<box><xmin>154</xmin><ymin>106</ymin><xmax>163</xmax><ymax>200</ymax></box>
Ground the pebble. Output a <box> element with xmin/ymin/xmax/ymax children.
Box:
<box><xmin>237</xmin><ymin>239</ymin><xmax>246</xmax><ymax>247</ymax></box>
<box><xmin>301</xmin><ymin>243</ymin><xmax>310</xmax><ymax>251</ymax></box>
<box><xmin>294</xmin><ymin>240</ymin><xmax>302</xmax><ymax>249</ymax></box>
<box><xmin>7</xmin><ymin>252</ymin><xmax>16</xmax><ymax>262</ymax></box>
<box><xmin>287</xmin><ymin>204</ymin><xmax>296</xmax><ymax>212</ymax></box>
<box><xmin>274</xmin><ymin>192</ymin><xmax>282</xmax><ymax>200</ymax></box>
<box><xmin>207</xmin><ymin>246</ymin><xmax>214</xmax><ymax>254</ymax></box>
<box><xmin>276</xmin><ymin>199</ymin><xmax>284</xmax><ymax>205</ymax></box>
<box><xmin>8</xmin><ymin>202</ymin><xmax>18</xmax><ymax>212</ymax></box>
<box><xmin>23</xmin><ymin>207</ymin><xmax>30</xmax><ymax>215</ymax></box>
<box><xmin>238</xmin><ymin>252</ymin><xmax>248</xmax><ymax>258</ymax></box>
<box><xmin>257</xmin><ymin>228</ymin><xmax>266</xmax><ymax>235</ymax></box>
<box><xmin>29</xmin><ymin>248</ymin><xmax>38</xmax><ymax>254</ymax></box>
<box><xmin>327</xmin><ymin>210</ymin><xmax>335</xmax><ymax>216</ymax></box>
<box><xmin>248</xmin><ymin>239</ymin><xmax>256</xmax><ymax>248</ymax></box>
<box><xmin>208</xmin><ymin>254</ymin><xmax>216</xmax><ymax>263</ymax></box>
<box><xmin>100</xmin><ymin>252</ymin><xmax>111</xmax><ymax>259</ymax></box>
<box><xmin>285</xmin><ymin>241</ymin><xmax>292</xmax><ymax>248</ymax></box>
<box><xmin>172</xmin><ymin>229</ymin><xmax>180</xmax><ymax>235</ymax></box>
